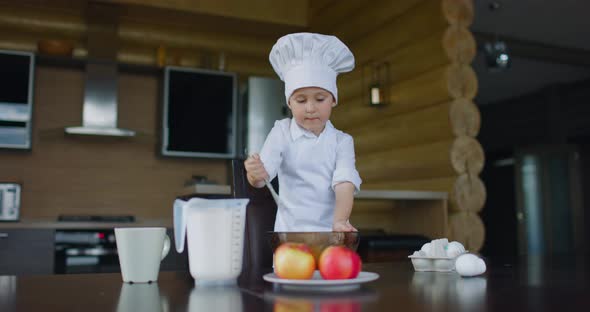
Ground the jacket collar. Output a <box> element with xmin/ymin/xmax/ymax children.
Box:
<box><xmin>290</xmin><ymin>118</ymin><xmax>334</xmax><ymax>141</ymax></box>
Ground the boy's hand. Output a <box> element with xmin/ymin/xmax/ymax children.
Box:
<box><xmin>333</xmin><ymin>220</ymin><xmax>358</xmax><ymax>232</ymax></box>
<box><xmin>244</xmin><ymin>153</ymin><xmax>269</xmax><ymax>188</ymax></box>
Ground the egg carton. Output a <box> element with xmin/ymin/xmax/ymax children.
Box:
<box><xmin>408</xmin><ymin>254</ymin><xmax>461</xmax><ymax>272</ymax></box>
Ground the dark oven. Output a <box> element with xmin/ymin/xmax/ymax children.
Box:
<box><xmin>54</xmin><ymin>229</ymin><xmax>120</xmax><ymax>274</ymax></box>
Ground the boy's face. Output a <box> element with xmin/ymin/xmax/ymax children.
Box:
<box><xmin>288</xmin><ymin>87</ymin><xmax>336</xmax><ymax>136</ymax></box>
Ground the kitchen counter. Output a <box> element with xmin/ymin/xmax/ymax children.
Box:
<box><xmin>355</xmin><ymin>190</ymin><xmax>447</xmax><ymax>200</ymax></box>
<box><xmin>355</xmin><ymin>189</ymin><xmax>449</xmax><ymax>239</ymax></box>
<box><xmin>1</xmin><ymin>256</ymin><xmax>587</xmax><ymax>311</ymax></box>
<box><xmin>0</xmin><ymin>190</ymin><xmax>446</xmax><ymax>230</ymax></box>
<box><xmin>0</xmin><ymin>218</ymin><xmax>172</xmax><ymax>229</ymax></box>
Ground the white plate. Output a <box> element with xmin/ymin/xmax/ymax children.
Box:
<box><xmin>263</xmin><ymin>271</ymin><xmax>379</xmax><ymax>292</ymax></box>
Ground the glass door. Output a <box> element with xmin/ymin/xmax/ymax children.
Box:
<box><xmin>515</xmin><ymin>145</ymin><xmax>584</xmax><ymax>255</ymax></box>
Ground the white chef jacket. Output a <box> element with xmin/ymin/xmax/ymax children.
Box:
<box><xmin>259</xmin><ymin>118</ymin><xmax>362</xmax><ymax>232</ymax></box>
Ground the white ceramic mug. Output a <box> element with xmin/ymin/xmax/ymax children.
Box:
<box><xmin>115</xmin><ymin>227</ymin><xmax>170</xmax><ymax>283</ymax></box>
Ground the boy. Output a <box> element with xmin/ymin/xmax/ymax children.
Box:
<box><xmin>244</xmin><ymin>33</ymin><xmax>361</xmax><ymax>232</ymax></box>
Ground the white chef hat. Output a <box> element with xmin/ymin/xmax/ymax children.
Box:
<box><xmin>269</xmin><ymin>32</ymin><xmax>355</xmax><ymax>105</ymax></box>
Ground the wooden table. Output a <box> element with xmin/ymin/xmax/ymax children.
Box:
<box><xmin>1</xmin><ymin>257</ymin><xmax>587</xmax><ymax>311</ymax></box>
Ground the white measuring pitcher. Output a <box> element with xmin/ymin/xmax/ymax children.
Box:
<box><xmin>174</xmin><ymin>197</ymin><xmax>249</xmax><ymax>286</ymax></box>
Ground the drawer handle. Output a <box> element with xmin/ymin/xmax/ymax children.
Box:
<box><xmin>0</xmin><ymin>233</ymin><xmax>8</xmax><ymax>238</ymax></box>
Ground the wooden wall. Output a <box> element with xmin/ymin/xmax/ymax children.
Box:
<box><xmin>310</xmin><ymin>0</ymin><xmax>486</xmax><ymax>251</ymax></box>
<box><xmin>0</xmin><ymin>0</ymin><xmax>488</xmax><ymax>251</ymax></box>
<box><xmin>0</xmin><ymin>0</ymin><xmax>300</xmax><ymax>219</ymax></box>
<box><xmin>0</xmin><ymin>66</ymin><xmax>228</xmax><ymax>218</ymax></box>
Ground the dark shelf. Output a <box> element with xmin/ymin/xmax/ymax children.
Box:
<box><xmin>35</xmin><ymin>54</ymin><xmax>163</xmax><ymax>75</ymax></box>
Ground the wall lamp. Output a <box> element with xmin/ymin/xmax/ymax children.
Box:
<box><xmin>365</xmin><ymin>62</ymin><xmax>390</xmax><ymax>107</ymax></box>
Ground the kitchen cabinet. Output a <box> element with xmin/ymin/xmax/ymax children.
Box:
<box><xmin>353</xmin><ymin>190</ymin><xmax>448</xmax><ymax>262</ymax></box>
<box><xmin>0</xmin><ymin>229</ymin><xmax>55</xmax><ymax>275</ymax></box>
<box><xmin>354</xmin><ymin>190</ymin><xmax>449</xmax><ymax>238</ymax></box>
<box><xmin>0</xmin><ymin>223</ymin><xmax>188</xmax><ymax>276</ymax></box>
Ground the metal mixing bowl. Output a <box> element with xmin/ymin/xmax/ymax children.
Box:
<box><xmin>268</xmin><ymin>231</ymin><xmax>360</xmax><ymax>262</ymax></box>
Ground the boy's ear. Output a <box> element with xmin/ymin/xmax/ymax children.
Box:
<box><xmin>332</xmin><ymin>102</ymin><xmax>337</xmax><ymax>107</ymax></box>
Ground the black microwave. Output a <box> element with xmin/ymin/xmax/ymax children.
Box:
<box><xmin>0</xmin><ymin>50</ymin><xmax>35</xmax><ymax>150</ymax></box>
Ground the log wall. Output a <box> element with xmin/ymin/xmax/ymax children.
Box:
<box><xmin>311</xmin><ymin>0</ymin><xmax>486</xmax><ymax>251</ymax></box>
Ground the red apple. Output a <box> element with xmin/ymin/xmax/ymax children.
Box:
<box><xmin>318</xmin><ymin>246</ymin><xmax>362</xmax><ymax>280</ymax></box>
<box><xmin>274</xmin><ymin>242</ymin><xmax>316</xmax><ymax>280</ymax></box>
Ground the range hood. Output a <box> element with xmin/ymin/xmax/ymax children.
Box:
<box><xmin>65</xmin><ymin>3</ymin><xmax>135</xmax><ymax>137</ymax></box>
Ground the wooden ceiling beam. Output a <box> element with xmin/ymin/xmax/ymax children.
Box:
<box><xmin>309</xmin><ymin>0</ymin><xmax>366</xmax><ymax>34</ymax></box>
<box><xmin>0</xmin><ymin>5</ymin><xmax>276</xmax><ymax>57</ymax></box>
<box><xmin>97</xmin><ymin>0</ymin><xmax>308</xmax><ymax>27</ymax></box>
<box><xmin>313</xmin><ymin>0</ymin><xmax>422</xmax><ymax>44</ymax></box>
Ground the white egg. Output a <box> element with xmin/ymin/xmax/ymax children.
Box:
<box><xmin>446</xmin><ymin>241</ymin><xmax>466</xmax><ymax>258</ymax></box>
<box><xmin>420</xmin><ymin>242</ymin><xmax>432</xmax><ymax>256</ymax></box>
<box><xmin>431</xmin><ymin>238</ymin><xmax>448</xmax><ymax>257</ymax></box>
<box><xmin>413</xmin><ymin>250</ymin><xmax>427</xmax><ymax>257</ymax></box>
<box><xmin>455</xmin><ymin>254</ymin><xmax>486</xmax><ymax>277</ymax></box>
<box><xmin>451</xmin><ymin>241</ymin><xmax>466</xmax><ymax>252</ymax></box>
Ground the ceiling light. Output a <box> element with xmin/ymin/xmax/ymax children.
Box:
<box><xmin>484</xmin><ymin>40</ymin><xmax>511</xmax><ymax>72</ymax></box>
